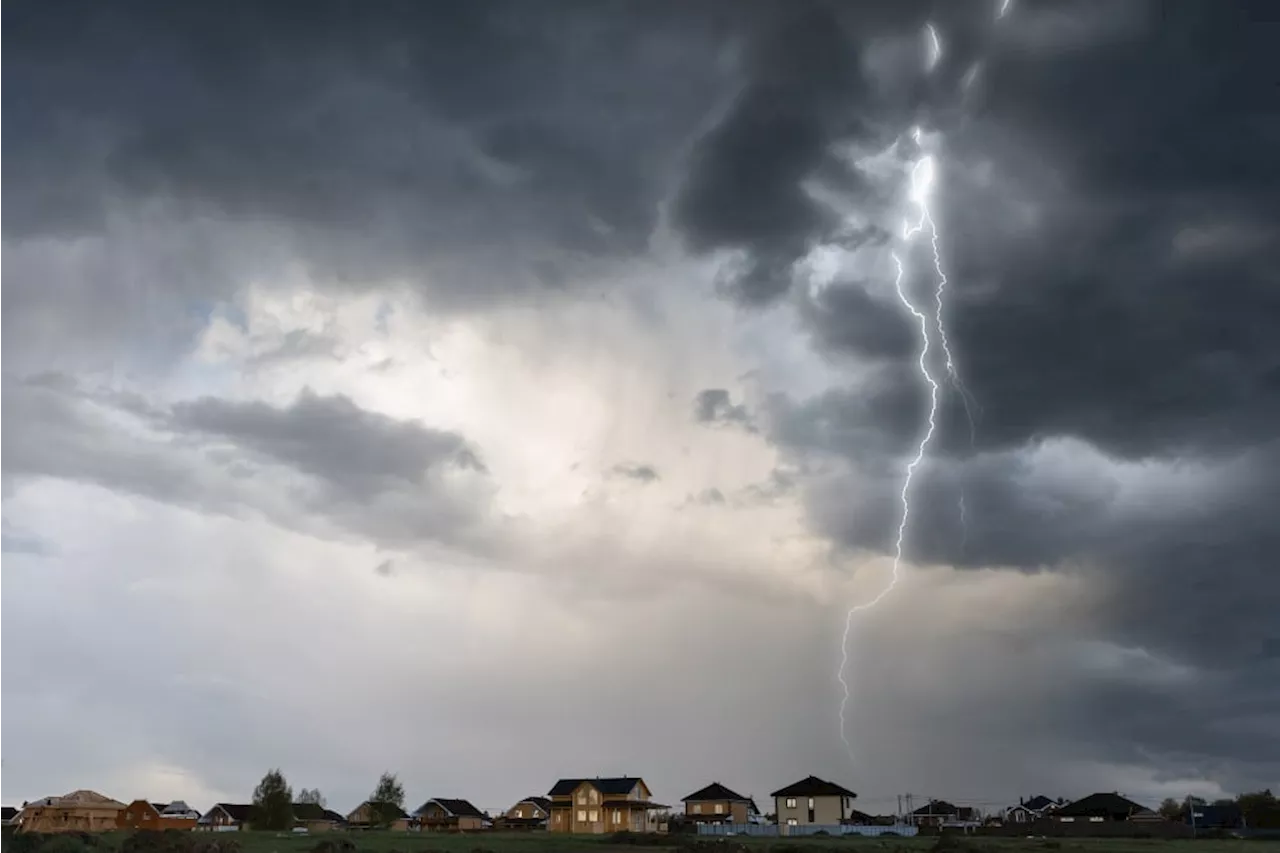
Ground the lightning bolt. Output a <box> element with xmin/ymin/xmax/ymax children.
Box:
<box><xmin>837</xmin><ymin>151</ymin><xmax>943</xmax><ymax>758</ymax></box>
<box><xmin>925</xmin><ymin>23</ymin><xmax>942</xmax><ymax>70</ymax></box>
<box><xmin>836</xmin><ymin>11</ymin><xmax>995</xmax><ymax>757</ymax></box>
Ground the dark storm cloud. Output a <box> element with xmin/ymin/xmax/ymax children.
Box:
<box><xmin>171</xmin><ymin>390</ymin><xmax>487</xmax><ymax>498</ymax></box>
<box><xmin>611</xmin><ymin>463</ymin><xmax>660</xmax><ymax>483</ymax></box>
<box><xmin>693</xmin><ymin>388</ymin><xmax>754</xmax><ymax>429</ymax></box>
<box><xmin>2</xmin><ymin>375</ymin><xmax>494</xmax><ymax>549</ymax></box>
<box><xmin>671</xmin><ymin>0</ymin><xmax>995</xmax><ymax>304</ymax></box>
<box><xmin>671</xmin><ymin>2</ymin><xmax>864</xmax><ymax>305</ymax></box>
<box><xmin>1</xmin><ymin>0</ymin><xmax>740</xmax><ymax>364</ymax></box>
<box><xmin>678</xmin><ymin>0</ymin><xmax>1280</xmax><ymax>786</ymax></box>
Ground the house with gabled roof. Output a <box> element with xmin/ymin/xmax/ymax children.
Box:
<box><xmin>18</xmin><ymin>791</ymin><xmax>126</xmax><ymax>833</ymax></box>
<box><xmin>909</xmin><ymin>800</ymin><xmax>980</xmax><ymax>827</ymax></box>
<box><xmin>681</xmin><ymin>782</ymin><xmax>759</xmax><ymax>825</ymax></box>
<box><xmin>413</xmin><ymin>798</ymin><xmax>487</xmax><ymax>832</ymax></box>
<box><xmin>1055</xmin><ymin>792</ymin><xmax>1155</xmax><ymax>823</ymax></box>
<box><xmin>117</xmin><ymin>799</ymin><xmax>199</xmax><ymax>830</ymax></box>
<box><xmin>292</xmin><ymin>802</ymin><xmax>346</xmax><ymax>832</ymax></box>
<box><xmin>196</xmin><ymin>803</ymin><xmax>253</xmax><ymax>831</ymax></box>
<box><xmin>547</xmin><ymin>776</ymin><xmax>668</xmax><ymax>834</ymax></box>
<box><xmin>346</xmin><ymin>800</ymin><xmax>410</xmax><ymax>830</ymax></box>
<box><xmin>498</xmin><ymin>796</ymin><xmax>551</xmax><ymax>830</ymax></box>
<box><xmin>771</xmin><ymin>776</ymin><xmax>857</xmax><ymax>830</ymax></box>
<box><xmin>1004</xmin><ymin>795</ymin><xmax>1063</xmax><ymax>825</ymax></box>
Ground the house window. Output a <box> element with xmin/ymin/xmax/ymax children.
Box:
<box><xmin>1015</xmin><ymin>812</ymin><xmax>1026</xmax><ymax>823</ymax></box>
<box><xmin>613</xmin><ymin>811</ymin><xmax>622</xmax><ymax>823</ymax></box>
<box><xmin>588</xmin><ymin>810</ymin><xmax>598</xmax><ymax>823</ymax></box>
<box><xmin>786</xmin><ymin>798</ymin><xmax>797</xmax><ymax>809</ymax></box>
<box><xmin>808</xmin><ymin>798</ymin><xmax>815</xmax><ymax>809</ymax></box>
<box><xmin>577</xmin><ymin>810</ymin><xmax>586</xmax><ymax>822</ymax></box>
<box><xmin>588</xmin><ymin>789</ymin><xmax>599</xmax><ymax>804</ymax></box>
<box><xmin>714</xmin><ymin>804</ymin><xmax>723</xmax><ymax>814</ymax></box>
<box><xmin>554</xmin><ymin>813</ymin><xmax>561</xmax><ymax>823</ymax></box>
<box><xmin>786</xmin><ymin>818</ymin><xmax>798</xmax><ymax>826</ymax></box>
<box><xmin>693</xmin><ymin>805</ymin><xmax>702</xmax><ymax>814</ymax></box>
<box><xmin>577</xmin><ymin>792</ymin><xmax>587</xmax><ymax>805</ymax></box>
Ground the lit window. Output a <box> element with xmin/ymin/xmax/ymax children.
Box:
<box><xmin>786</xmin><ymin>818</ymin><xmax>798</xmax><ymax>826</ymax></box>
<box><xmin>786</xmin><ymin>799</ymin><xmax>797</xmax><ymax>809</ymax></box>
<box><xmin>588</xmin><ymin>810</ymin><xmax>598</xmax><ymax>823</ymax></box>
<box><xmin>589</xmin><ymin>790</ymin><xmax>599</xmax><ymax>804</ymax></box>
<box><xmin>613</xmin><ymin>811</ymin><xmax>622</xmax><ymax>823</ymax></box>
<box><xmin>808</xmin><ymin>798</ymin><xmax>814</xmax><ymax>809</ymax></box>
<box><xmin>714</xmin><ymin>805</ymin><xmax>723</xmax><ymax>814</ymax></box>
<box><xmin>554</xmin><ymin>814</ymin><xmax>561</xmax><ymax>823</ymax></box>
<box><xmin>577</xmin><ymin>810</ymin><xmax>586</xmax><ymax>822</ymax></box>
<box><xmin>693</xmin><ymin>805</ymin><xmax>702</xmax><ymax>814</ymax></box>
<box><xmin>577</xmin><ymin>792</ymin><xmax>587</xmax><ymax>805</ymax></box>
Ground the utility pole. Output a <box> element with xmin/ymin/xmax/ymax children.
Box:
<box><xmin>1186</xmin><ymin>794</ymin><xmax>1197</xmax><ymax>838</ymax></box>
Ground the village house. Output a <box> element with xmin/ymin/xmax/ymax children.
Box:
<box><xmin>1055</xmin><ymin>793</ymin><xmax>1155</xmax><ymax>823</ymax></box>
<box><xmin>3</xmin><ymin>807</ymin><xmax>21</xmax><ymax>827</ymax></box>
<box><xmin>908</xmin><ymin>800</ymin><xmax>980</xmax><ymax>827</ymax></box>
<box><xmin>196</xmin><ymin>803</ymin><xmax>253</xmax><ymax>831</ymax></box>
<box><xmin>413</xmin><ymin>798</ymin><xmax>487</xmax><ymax>831</ymax></box>
<box><xmin>547</xmin><ymin>776</ymin><xmax>667</xmax><ymax>834</ymax></box>
<box><xmin>292</xmin><ymin>802</ymin><xmax>346</xmax><ymax>832</ymax></box>
<box><xmin>497</xmin><ymin>797</ymin><xmax>551</xmax><ymax>830</ymax></box>
<box><xmin>117</xmin><ymin>800</ymin><xmax>200</xmax><ymax>831</ymax></box>
<box><xmin>18</xmin><ymin>791</ymin><xmax>126</xmax><ymax>833</ymax></box>
<box><xmin>771</xmin><ymin>776</ymin><xmax>858</xmax><ymax>830</ymax></box>
<box><xmin>346</xmin><ymin>801</ymin><xmax>410</xmax><ymax>830</ymax></box>
<box><xmin>1004</xmin><ymin>795</ymin><xmax>1062</xmax><ymax>825</ymax></box>
<box><xmin>681</xmin><ymin>782</ymin><xmax>759</xmax><ymax>825</ymax></box>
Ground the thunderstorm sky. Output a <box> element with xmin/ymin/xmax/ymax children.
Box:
<box><xmin>4</xmin><ymin>0</ymin><xmax>1279</xmax><ymax>816</ymax></box>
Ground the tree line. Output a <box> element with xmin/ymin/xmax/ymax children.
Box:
<box><xmin>1157</xmin><ymin>790</ymin><xmax>1280</xmax><ymax>828</ymax></box>
<box><xmin>250</xmin><ymin>769</ymin><xmax>406</xmax><ymax>831</ymax></box>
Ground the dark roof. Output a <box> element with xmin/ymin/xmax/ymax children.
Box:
<box><xmin>2</xmin><ymin>807</ymin><xmax>18</xmax><ymax>821</ymax></box>
<box><xmin>149</xmin><ymin>803</ymin><xmax>167</xmax><ymax>812</ymax></box>
<box><xmin>683</xmin><ymin>783</ymin><xmax>751</xmax><ymax>803</ymax></box>
<box><xmin>770</xmin><ymin>776</ymin><xmax>857</xmax><ymax>799</ymax></box>
<box><xmin>211</xmin><ymin>803</ymin><xmax>253</xmax><ymax>822</ymax></box>
<box><xmin>912</xmin><ymin>800</ymin><xmax>961</xmax><ymax>816</ymax></box>
<box><xmin>351</xmin><ymin>801</ymin><xmax>408</xmax><ymax>820</ymax></box>
<box><xmin>844</xmin><ymin>809</ymin><xmax>876</xmax><ymax>825</ymax></box>
<box><xmin>516</xmin><ymin>796</ymin><xmax>552</xmax><ymax>812</ymax></box>
<box><xmin>549</xmin><ymin>777</ymin><xmax>645</xmax><ymax>796</ymax></box>
<box><xmin>419</xmin><ymin>798</ymin><xmax>485</xmax><ymax>819</ymax></box>
<box><xmin>1024</xmin><ymin>796</ymin><xmax>1056</xmax><ymax>811</ymax></box>
<box><xmin>1056</xmin><ymin>793</ymin><xmax>1149</xmax><ymax>819</ymax></box>
<box><xmin>292</xmin><ymin>803</ymin><xmax>344</xmax><ymax>823</ymax></box>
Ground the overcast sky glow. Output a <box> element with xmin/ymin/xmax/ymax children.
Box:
<box><xmin>3</xmin><ymin>0</ymin><xmax>1278</xmax><ymax>817</ymax></box>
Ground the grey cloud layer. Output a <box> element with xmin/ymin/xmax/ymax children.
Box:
<box><xmin>5</xmin><ymin>0</ymin><xmax>1279</xmax><ymax>804</ymax></box>
<box><xmin>677</xmin><ymin>0</ymin><xmax>1279</xmax><ymax>790</ymax></box>
<box><xmin>2</xmin><ymin>376</ymin><xmax>495</xmax><ymax>551</ymax></box>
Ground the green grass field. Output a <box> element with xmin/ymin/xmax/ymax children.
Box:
<box><xmin>6</xmin><ymin>832</ymin><xmax>1279</xmax><ymax>853</ymax></box>
<box><xmin>204</xmin><ymin>833</ymin><xmax>1280</xmax><ymax>853</ymax></box>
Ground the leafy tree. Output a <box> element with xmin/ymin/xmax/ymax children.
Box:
<box><xmin>1237</xmin><ymin>789</ymin><xmax>1280</xmax><ymax>829</ymax></box>
<box><xmin>297</xmin><ymin>788</ymin><xmax>326</xmax><ymax>808</ymax></box>
<box><xmin>1158</xmin><ymin>798</ymin><xmax>1183</xmax><ymax>820</ymax></box>
<box><xmin>369</xmin><ymin>771</ymin><xmax>406</xmax><ymax>826</ymax></box>
<box><xmin>252</xmin><ymin>768</ymin><xmax>294</xmax><ymax>831</ymax></box>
